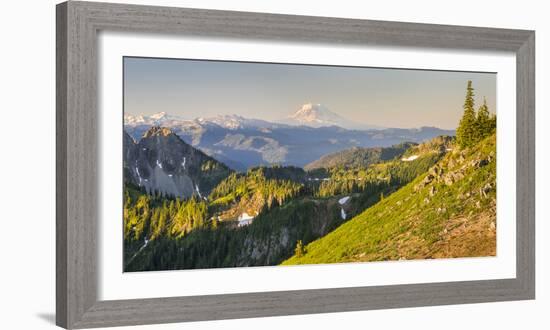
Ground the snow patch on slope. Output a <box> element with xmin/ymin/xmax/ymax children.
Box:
<box><xmin>401</xmin><ymin>155</ymin><xmax>419</xmax><ymax>162</ymax></box>
<box><xmin>338</xmin><ymin>196</ymin><xmax>350</xmax><ymax>205</ymax></box>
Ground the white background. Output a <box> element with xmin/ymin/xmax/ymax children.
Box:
<box><xmin>0</xmin><ymin>0</ymin><xmax>548</xmax><ymax>329</ymax></box>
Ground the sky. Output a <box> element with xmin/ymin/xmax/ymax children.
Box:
<box><xmin>124</xmin><ymin>56</ymin><xmax>496</xmax><ymax>130</ymax></box>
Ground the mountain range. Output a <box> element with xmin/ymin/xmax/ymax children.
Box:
<box><xmin>124</xmin><ymin>105</ymin><xmax>454</xmax><ymax>171</ymax></box>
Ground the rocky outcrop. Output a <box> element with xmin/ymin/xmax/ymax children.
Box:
<box><xmin>123</xmin><ymin>127</ymin><xmax>232</xmax><ymax>198</ymax></box>
<box><xmin>142</xmin><ymin>126</ymin><xmax>173</xmax><ymax>138</ymax></box>
<box><xmin>415</xmin><ymin>147</ymin><xmax>494</xmax><ymax>193</ymax></box>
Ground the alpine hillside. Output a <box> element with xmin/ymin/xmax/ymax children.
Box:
<box><xmin>283</xmin><ymin>133</ymin><xmax>496</xmax><ymax>265</ymax></box>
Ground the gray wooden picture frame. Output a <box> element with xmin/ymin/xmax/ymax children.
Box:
<box><xmin>56</xmin><ymin>1</ymin><xmax>535</xmax><ymax>328</ymax></box>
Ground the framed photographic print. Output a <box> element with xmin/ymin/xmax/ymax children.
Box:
<box><xmin>56</xmin><ymin>1</ymin><xmax>535</xmax><ymax>328</ymax></box>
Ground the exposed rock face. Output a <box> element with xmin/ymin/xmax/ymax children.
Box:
<box><xmin>414</xmin><ymin>142</ymin><xmax>493</xmax><ymax>192</ymax></box>
<box><xmin>123</xmin><ymin>127</ymin><xmax>232</xmax><ymax>198</ymax></box>
<box><xmin>142</xmin><ymin>126</ymin><xmax>173</xmax><ymax>138</ymax></box>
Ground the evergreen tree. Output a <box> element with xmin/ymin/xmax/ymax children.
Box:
<box><xmin>456</xmin><ymin>81</ymin><xmax>478</xmax><ymax>148</ymax></box>
<box><xmin>475</xmin><ymin>97</ymin><xmax>492</xmax><ymax>140</ymax></box>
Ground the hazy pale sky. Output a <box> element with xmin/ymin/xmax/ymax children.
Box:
<box><xmin>124</xmin><ymin>57</ymin><xmax>496</xmax><ymax>130</ymax></box>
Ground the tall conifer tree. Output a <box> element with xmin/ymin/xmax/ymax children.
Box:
<box><xmin>476</xmin><ymin>97</ymin><xmax>492</xmax><ymax>140</ymax></box>
<box><xmin>456</xmin><ymin>80</ymin><xmax>477</xmax><ymax>148</ymax></box>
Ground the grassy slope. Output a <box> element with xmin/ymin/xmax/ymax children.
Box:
<box><xmin>282</xmin><ymin>134</ymin><xmax>496</xmax><ymax>265</ymax></box>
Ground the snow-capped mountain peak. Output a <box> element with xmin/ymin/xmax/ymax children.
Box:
<box><xmin>285</xmin><ymin>103</ymin><xmax>350</xmax><ymax>128</ymax></box>
<box><xmin>202</xmin><ymin>114</ymin><xmax>245</xmax><ymax>130</ymax></box>
<box><xmin>149</xmin><ymin>111</ymin><xmax>168</xmax><ymax>120</ymax></box>
<box><xmin>197</xmin><ymin>114</ymin><xmax>276</xmax><ymax>130</ymax></box>
<box><xmin>123</xmin><ymin>114</ymin><xmax>146</xmax><ymax>125</ymax></box>
<box><xmin>124</xmin><ymin>112</ymin><xmax>184</xmax><ymax>126</ymax></box>
<box><xmin>124</xmin><ymin>112</ymin><xmax>276</xmax><ymax>131</ymax></box>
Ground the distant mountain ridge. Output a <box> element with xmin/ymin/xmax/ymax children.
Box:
<box><xmin>304</xmin><ymin>142</ymin><xmax>416</xmax><ymax>170</ymax></box>
<box><xmin>306</xmin><ymin>136</ymin><xmax>455</xmax><ymax>170</ymax></box>
<box><xmin>125</xmin><ymin>111</ymin><xmax>455</xmax><ymax>171</ymax></box>
<box><xmin>124</xmin><ymin>112</ymin><xmax>277</xmax><ymax>131</ymax></box>
<box><xmin>124</xmin><ymin>111</ymin><xmax>185</xmax><ymax>126</ymax></box>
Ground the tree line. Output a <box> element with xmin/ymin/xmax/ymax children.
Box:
<box><xmin>209</xmin><ymin>167</ymin><xmax>304</xmax><ymax>211</ymax></box>
<box><xmin>124</xmin><ymin>186</ymin><xmax>210</xmax><ymax>242</ymax></box>
<box><xmin>456</xmin><ymin>80</ymin><xmax>496</xmax><ymax>148</ymax></box>
<box><xmin>315</xmin><ymin>152</ymin><xmax>443</xmax><ymax>198</ymax></box>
